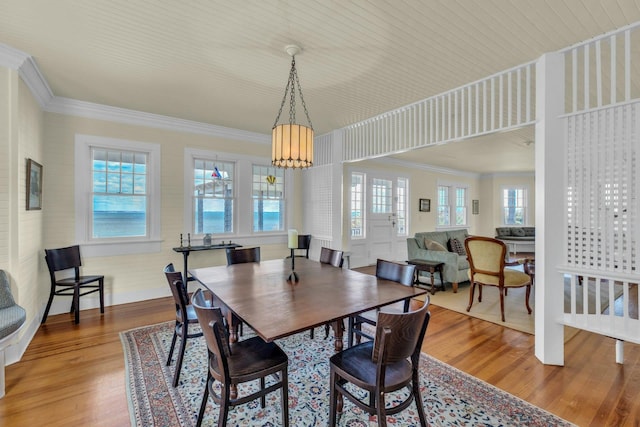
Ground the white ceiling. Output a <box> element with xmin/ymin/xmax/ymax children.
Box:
<box><xmin>1</xmin><ymin>1</ymin><xmax>638</xmax><ymax>173</ymax></box>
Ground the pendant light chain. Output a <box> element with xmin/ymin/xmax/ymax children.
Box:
<box><xmin>272</xmin><ymin>56</ymin><xmax>313</xmax><ymax>131</ymax></box>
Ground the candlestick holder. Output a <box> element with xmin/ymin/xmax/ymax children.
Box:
<box><xmin>287</xmin><ymin>248</ymin><xmax>299</xmax><ymax>282</ymax></box>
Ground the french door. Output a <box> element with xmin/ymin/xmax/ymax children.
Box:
<box><xmin>349</xmin><ymin>171</ymin><xmax>407</xmax><ymax>267</ymax></box>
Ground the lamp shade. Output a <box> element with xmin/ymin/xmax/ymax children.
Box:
<box><xmin>288</xmin><ymin>229</ymin><xmax>299</xmax><ymax>249</ymax></box>
<box><xmin>272</xmin><ymin>124</ymin><xmax>314</xmax><ymax>168</ymax></box>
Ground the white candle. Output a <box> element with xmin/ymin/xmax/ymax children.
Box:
<box><xmin>288</xmin><ymin>229</ymin><xmax>298</xmax><ymax>249</ymax></box>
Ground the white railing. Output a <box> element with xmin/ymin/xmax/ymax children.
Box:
<box><xmin>561</xmin><ymin>22</ymin><xmax>640</xmax><ymax>114</ymax></box>
<box><xmin>341</xmin><ymin>61</ymin><xmax>536</xmax><ymax>162</ymax></box>
<box><xmin>560</xmin><ymin>270</ymin><xmax>640</xmax><ymax>345</ymax></box>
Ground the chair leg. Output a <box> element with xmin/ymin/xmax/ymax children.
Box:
<box><xmin>466</xmin><ymin>282</ymin><xmax>476</xmax><ymax>312</ymax></box>
<box><xmin>172</xmin><ymin>322</ymin><xmax>188</xmax><ymax>387</ymax></box>
<box><xmin>280</xmin><ymin>368</ymin><xmax>289</xmax><ymax>427</ymax></box>
<box><xmin>347</xmin><ymin>317</ymin><xmax>354</xmax><ymax>348</ymax></box>
<box><xmin>219</xmin><ymin>383</ymin><xmax>231</xmax><ymax>427</ymax></box>
<box><xmin>73</xmin><ymin>286</ymin><xmax>80</xmax><ymax>324</ymax></box>
<box><xmin>375</xmin><ymin>390</ymin><xmax>387</xmax><ymax>427</ymax></box>
<box><xmin>196</xmin><ymin>373</ymin><xmax>211</xmax><ymax>427</ymax></box>
<box><xmin>99</xmin><ymin>278</ymin><xmax>105</xmax><ymax>313</ymax></box>
<box><xmin>525</xmin><ymin>285</ymin><xmax>532</xmax><ymax>314</ymax></box>
<box><xmin>499</xmin><ymin>287</ymin><xmax>506</xmax><ymax>322</ymax></box>
<box><xmin>412</xmin><ymin>369</ymin><xmax>428</xmax><ymax>427</ymax></box>
<box><xmin>309</xmin><ymin>328</ymin><xmax>315</xmax><ymax>339</ymax></box>
<box><xmin>41</xmin><ymin>290</ymin><xmax>55</xmax><ymax>324</ymax></box>
<box><xmin>260</xmin><ymin>377</ymin><xmax>266</xmax><ymax>407</ymax></box>
<box><xmin>166</xmin><ymin>323</ymin><xmax>178</xmax><ymax>366</ymax></box>
<box><xmin>329</xmin><ymin>369</ymin><xmax>338</xmax><ymax>427</ymax></box>
<box><xmin>324</xmin><ymin>323</ymin><xmax>330</xmax><ymax>339</ymax></box>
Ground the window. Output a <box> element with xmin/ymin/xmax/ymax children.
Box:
<box><xmin>185</xmin><ymin>148</ymin><xmax>291</xmax><ymax>240</ymax></box>
<box><xmin>350</xmin><ymin>172</ymin><xmax>365</xmax><ymax>237</ymax></box>
<box><xmin>372</xmin><ymin>178</ymin><xmax>392</xmax><ymax>214</ymax></box>
<box><xmin>193</xmin><ymin>159</ymin><xmax>235</xmax><ymax>234</ymax></box>
<box><xmin>75</xmin><ymin>135</ymin><xmax>161</xmax><ymax>256</ymax></box>
<box><xmin>91</xmin><ymin>149</ymin><xmax>148</xmax><ymax>238</ymax></box>
<box><xmin>252</xmin><ymin>165</ymin><xmax>285</xmax><ymax>232</ymax></box>
<box><xmin>437</xmin><ymin>183</ymin><xmax>468</xmax><ymax>227</ymax></box>
<box><xmin>502</xmin><ymin>187</ymin><xmax>527</xmax><ymax>225</ymax></box>
<box><xmin>396</xmin><ymin>178</ymin><xmax>408</xmax><ymax>236</ymax></box>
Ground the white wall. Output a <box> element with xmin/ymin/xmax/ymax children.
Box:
<box><xmin>41</xmin><ymin>112</ymin><xmax>299</xmax><ymax>313</ymax></box>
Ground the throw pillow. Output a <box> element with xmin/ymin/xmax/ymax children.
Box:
<box><xmin>425</xmin><ymin>238</ymin><xmax>447</xmax><ymax>252</ymax></box>
<box><xmin>512</xmin><ymin>227</ymin><xmax>526</xmax><ymax>237</ymax></box>
<box><xmin>448</xmin><ymin>238</ymin><xmax>466</xmax><ymax>256</ymax></box>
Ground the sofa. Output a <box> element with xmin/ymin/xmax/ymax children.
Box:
<box><xmin>494</xmin><ymin>226</ymin><xmax>535</xmax><ymax>254</ymax></box>
<box><xmin>406</xmin><ymin>229</ymin><xmax>470</xmax><ymax>293</ymax></box>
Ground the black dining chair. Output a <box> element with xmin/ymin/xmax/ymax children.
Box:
<box><xmin>311</xmin><ymin>247</ymin><xmax>345</xmax><ymax>339</ymax></box>
<box><xmin>348</xmin><ymin>259</ymin><xmax>416</xmax><ymax>347</ymax></box>
<box><xmin>226</xmin><ymin>247</ymin><xmax>260</xmax><ymax>265</ymax></box>
<box><xmin>286</xmin><ymin>234</ymin><xmax>311</xmax><ymax>259</ymax></box>
<box><xmin>43</xmin><ymin>245</ymin><xmax>104</xmax><ymax>324</ymax></box>
<box><xmin>225</xmin><ymin>247</ymin><xmax>260</xmax><ymax>336</ymax></box>
<box><xmin>319</xmin><ymin>246</ymin><xmax>344</xmax><ymax>268</ymax></box>
<box><xmin>329</xmin><ymin>298</ymin><xmax>431</xmax><ymax>427</ymax></box>
<box><xmin>191</xmin><ymin>288</ymin><xmax>289</xmax><ymax>427</ymax></box>
<box><xmin>164</xmin><ymin>263</ymin><xmax>203</xmax><ymax>387</ymax></box>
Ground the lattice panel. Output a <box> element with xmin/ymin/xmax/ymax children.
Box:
<box><xmin>303</xmin><ymin>164</ymin><xmax>332</xmax><ymax>240</ymax></box>
<box><xmin>566</xmin><ymin>101</ymin><xmax>639</xmax><ymax>273</ymax></box>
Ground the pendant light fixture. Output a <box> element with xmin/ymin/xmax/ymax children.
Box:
<box><xmin>271</xmin><ymin>45</ymin><xmax>314</xmax><ymax>169</ymax></box>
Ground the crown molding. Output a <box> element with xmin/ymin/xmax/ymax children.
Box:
<box><xmin>480</xmin><ymin>171</ymin><xmax>535</xmax><ymax>179</ymax></box>
<box><xmin>0</xmin><ymin>43</ymin><xmax>54</xmax><ymax>107</ymax></box>
<box><xmin>0</xmin><ymin>43</ymin><xmax>270</xmax><ymax>144</ymax></box>
<box><xmin>45</xmin><ymin>97</ymin><xmax>270</xmax><ymax>144</ymax></box>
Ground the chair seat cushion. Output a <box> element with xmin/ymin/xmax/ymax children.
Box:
<box><xmin>226</xmin><ymin>336</ymin><xmax>288</xmax><ymax>379</ymax></box>
<box><xmin>330</xmin><ymin>341</ymin><xmax>412</xmax><ymax>389</ymax></box>
<box><xmin>469</xmin><ymin>269</ymin><xmax>531</xmax><ymax>287</ymax></box>
<box><xmin>0</xmin><ymin>305</ymin><xmax>26</xmax><ymax>339</ymax></box>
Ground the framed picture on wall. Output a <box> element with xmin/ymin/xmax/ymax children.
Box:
<box><xmin>26</xmin><ymin>158</ymin><xmax>43</xmax><ymax>210</ymax></box>
<box><xmin>419</xmin><ymin>198</ymin><xmax>430</xmax><ymax>212</ymax></box>
<box><xmin>472</xmin><ymin>199</ymin><xmax>479</xmax><ymax>215</ymax></box>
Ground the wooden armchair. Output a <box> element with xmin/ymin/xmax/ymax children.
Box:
<box><xmin>464</xmin><ymin>236</ymin><xmax>532</xmax><ymax>322</ymax></box>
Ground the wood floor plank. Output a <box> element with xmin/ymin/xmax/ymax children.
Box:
<box><xmin>0</xmin><ymin>297</ymin><xmax>639</xmax><ymax>426</ymax></box>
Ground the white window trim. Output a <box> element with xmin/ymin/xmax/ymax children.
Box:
<box><xmin>500</xmin><ymin>185</ymin><xmax>529</xmax><ymax>225</ymax></box>
<box><xmin>436</xmin><ymin>179</ymin><xmax>469</xmax><ymax>230</ymax></box>
<box><xmin>184</xmin><ymin>148</ymin><xmax>293</xmax><ymax>245</ymax></box>
<box><xmin>74</xmin><ymin>134</ymin><xmax>162</xmax><ymax>257</ymax></box>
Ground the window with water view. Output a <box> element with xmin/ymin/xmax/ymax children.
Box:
<box><xmin>92</xmin><ymin>149</ymin><xmax>148</xmax><ymax>238</ymax></box>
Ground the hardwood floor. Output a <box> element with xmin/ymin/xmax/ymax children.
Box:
<box><xmin>1</xmin><ymin>297</ymin><xmax>639</xmax><ymax>426</ymax></box>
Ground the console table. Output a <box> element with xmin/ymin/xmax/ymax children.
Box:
<box><xmin>173</xmin><ymin>243</ymin><xmax>242</xmax><ymax>284</ymax></box>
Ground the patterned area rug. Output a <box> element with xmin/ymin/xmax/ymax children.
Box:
<box><xmin>121</xmin><ymin>322</ymin><xmax>574</xmax><ymax>427</ymax></box>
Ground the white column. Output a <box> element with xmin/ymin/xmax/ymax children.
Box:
<box><xmin>534</xmin><ymin>52</ymin><xmax>566</xmax><ymax>365</ymax></box>
<box><xmin>330</xmin><ymin>129</ymin><xmax>344</xmax><ymax>249</ymax></box>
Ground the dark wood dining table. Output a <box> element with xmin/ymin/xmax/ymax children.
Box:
<box><xmin>190</xmin><ymin>257</ymin><xmax>427</xmax><ymax>350</ymax></box>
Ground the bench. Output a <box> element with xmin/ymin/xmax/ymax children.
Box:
<box><xmin>0</xmin><ymin>270</ymin><xmax>26</xmax><ymax>398</ymax></box>
<box><xmin>495</xmin><ymin>227</ymin><xmax>535</xmax><ymax>255</ymax></box>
